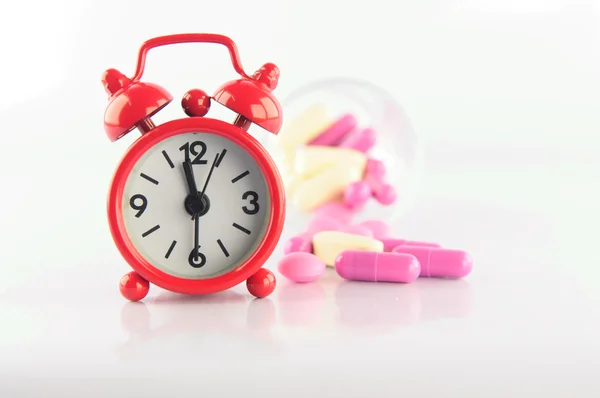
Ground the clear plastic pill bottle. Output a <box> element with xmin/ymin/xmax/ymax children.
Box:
<box><xmin>259</xmin><ymin>77</ymin><xmax>422</xmax><ymax>236</ymax></box>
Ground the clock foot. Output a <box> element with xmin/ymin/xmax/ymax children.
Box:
<box><xmin>119</xmin><ymin>271</ymin><xmax>150</xmax><ymax>302</ymax></box>
<box><xmin>246</xmin><ymin>268</ymin><xmax>276</xmax><ymax>298</ymax></box>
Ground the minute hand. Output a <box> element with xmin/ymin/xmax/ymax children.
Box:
<box><xmin>198</xmin><ymin>153</ymin><xmax>220</xmax><ymax>203</ymax></box>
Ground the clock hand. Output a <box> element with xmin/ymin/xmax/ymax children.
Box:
<box><xmin>198</xmin><ymin>152</ymin><xmax>220</xmax><ymax>203</ymax></box>
<box><xmin>182</xmin><ymin>159</ymin><xmax>199</xmax><ymax>197</ymax></box>
<box><xmin>193</xmin><ymin>211</ymin><xmax>200</xmax><ymax>262</ymax></box>
<box><xmin>183</xmin><ymin>159</ymin><xmax>201</xmax><ymax>261</ymax></box>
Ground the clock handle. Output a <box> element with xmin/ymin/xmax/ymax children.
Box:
<box><xmin>130</xmin><ymin>33</ymin><xmax>252</xmax><ymax>82</ymax></box>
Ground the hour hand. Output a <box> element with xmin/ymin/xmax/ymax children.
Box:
<box><xmin>182</xmin><ymin>159</ymin><xmax>199</xmax><ymax>196</ymax></box>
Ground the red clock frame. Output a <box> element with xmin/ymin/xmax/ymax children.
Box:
<box><xmin>107</xmin><ymin>117</ymin><xmax>286</xmax><ymax>295</ymax></box>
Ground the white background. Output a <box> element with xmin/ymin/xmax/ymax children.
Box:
<box><xmin>1</xmin><ymin>0</ymin><xmax>599</xmax><ymax>396</ymax></box>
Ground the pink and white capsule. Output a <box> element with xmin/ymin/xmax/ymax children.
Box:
<box><xmin>381</xmin><ymin>238</ymin><xmax>441</xmax><ymax>252</ymax></box>
<box><xmin>283</xmin><ymin>235</ymin><xmax>313</xmax><ymax>255</ymax></box>
<box><xmin>392</xmin><ymin>245</ymin><xmax>472</xmax><ymax>279</ymax></box>
<box><xmin>343</xmin><ymin>181</ymin><xmax>372</xmax><ymax>208</ymax></box>
<box><xmin>364</xmin><ymin>158</ymin><xmax>387</xmax><ymax>179</ymax></box>
<box><xmin>312</xmin><ymin>202</ymin><xmax>356</xmax><ymax>225</ymax></box>
<box><xmin>335</xmin><ymin>250</ymin><xmax>420</xmax><ymax>283</ymax></box>
<box><xmin>338</xmin><ymin>127</ymin><xmax>376</xmax><ymax>153</ymax></box>
<box><xmin>308</xmin><ymin>113</ymin><xmax>358</xmax><ymax>146</ymax></box>
<box><xmin>358</xmin><ymin>220</ymin><xmax>392</xmax><ymax>240</ymax></box>
<box><xmin>338</xmin><ymin>224</ymin><xmax>374</xmax><ymax>238</ymax></box>
<box><xmin>306</xmin><ymin>216</ymin><xmax>344</xmax><ymax>234</ymax></box>
<box><xmin>366</xmin><ymin>176</ymin><xmax>397</xmax><ymax>205</ymax></box>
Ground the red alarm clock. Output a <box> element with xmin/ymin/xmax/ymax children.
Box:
<box><xmin>101</xmin><ymin>34</ymin><xmax>285</xmax><ymax>302</ymax></box>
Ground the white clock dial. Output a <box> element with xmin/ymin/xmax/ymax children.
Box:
<box><xmin>122</xmin><ymin>132</ymin><xmax>271</xmax><ymax>279</ymax></box>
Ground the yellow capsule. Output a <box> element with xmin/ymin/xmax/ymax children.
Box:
<box><xmin>312</xmin><ymin>230</ymin><xmax>384</xmax><ymax>267</ymax></box>
<box><xmin>292</xmin><ymin>164</ymin><xmax>362</xmax><ymax>212</ymax></box>
<box><xmin>293</xmin><ymin>145</ymin><xmax>367</xmax><ymax>180</ymax></box>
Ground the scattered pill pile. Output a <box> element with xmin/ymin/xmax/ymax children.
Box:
<box><xmin>277</xmin><ymin>203</ymin><xmax>473</xmax><ymax>284</ymax></box>
<box><xmin>274</xmin><ymin>104</ymin><xmax>472</xmax><ymax>286</ymax></box>
<box><xmin>275</xmin><ymin>105</ymin><xmax>397</xmax><ymax>213</ymax></box>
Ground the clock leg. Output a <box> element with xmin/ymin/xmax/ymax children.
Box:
<box><xmin>246</xmin><ymin>268</ymin><xmax>276</xmax><ymax>298</ymax></box>
<box><xmin>119</xmin><ymin>271</ymin><xmax>150</xmax><ymax>302</ymax></box>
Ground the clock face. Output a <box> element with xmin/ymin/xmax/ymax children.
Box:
<box><xmin>121</xmin><ymin>131</ymin><xmax>271</xmax><ymax>279</ymax></box>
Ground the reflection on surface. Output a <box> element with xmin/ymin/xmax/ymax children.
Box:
<box><xmin>277</xmin><ymin>282</ymin><xmax>327</xmax><ymax>326</ymax></box>
<box><xmin>118</xmin><ymin>272</ymin><xmax>473</xmax><ymax>355</ymax></box>
<box><xmin>334</xmin><ymin>277</ymin><xmax>472</xmax><ymax>333</ymax></box>
<box><xmin>118</xmin><ymin>289</ymin><xmax>282</xmax><ymax>359</ymax></box>
<box><xmin>335</xmin><ymin>281</ymin><xmax>421</xmax><ymax>331</ymax></box>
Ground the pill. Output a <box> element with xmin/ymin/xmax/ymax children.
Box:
<box><xmin>306</xmin><ymin>216</ymin><xmax>344</xmax><ymax>234</ymax></box>
<box><xmin>338</xmin><ymin>224</ymin><xmax>374</xmax><ymax>238</ymax></box>
<box><xmin>277</xmin><ymin>104</ymin><xmax>332</xmax><ymax>150</ymax></box>
<box><xmin>283</xmin><ymin>235</ymin><xmax>313</xmax><ymax>255</ymax></box>
<box><xmin>367</xmin><ymin>177</ymin><xmax>397</xmax><ymax>205</ymax></box>
<box><xmin>335</xmin><ymin>250</ymin><xmax>420</xmax><ymax>283</ymax></box>
<box><xmin>392</xmin><ymin>246</ymin><xmax>472</xmax><ymax>279</ymax></box>
<box><xmin>365</xmin><ymin>158</ymin><xmax>387</xmax><ymax>179</ymax></box>
<box><xmin>312</xmin><ymin>202</ymin><xmax>356</xmax><ymax>224</ymax></box>
<box><xmin>292</xmin><ymin>164</ymin><xmax>362</xmax><ymax>212</ymax></box>
<box><xmin>312</xmin><ymin>230</ymin><xmax>384</xmax><ymax>267</ymax></box>
<box><xmin>358</xmin><ymin>220</ymin><xmax>392</xmax><ymax>240</ymax></box>
<box><xmin>308</xmin><ymin>113</ymin><xmax>357</xmax><ymax>146</ymax></box>
<box><xmin>381</xmin><ymin>238</ymin><xmax>441</xmax><ymax>252</ymax></box>
<box><xmin>343</xmin><ymin>181</ymin><xmax>372</xmax><ymax>208</ymax></box>
<box><xmin>338</xmin><ymin>127</ymin><xmax>376</xmax><ymax>153</ymax></box>
<box><xmin>278</xmin><ymin>252</ymin><xmax>326</xmax><ymax>283</ymax></box>
<box><xmin>293</xmin><ymin>146</ymin><xmax>367</xmax><ymax>179</ymax></box>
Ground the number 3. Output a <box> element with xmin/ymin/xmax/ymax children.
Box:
<box><xmin>242</xmin><ymin>191</ymin><xmax>259</xmax><ymax>215</ymax></box>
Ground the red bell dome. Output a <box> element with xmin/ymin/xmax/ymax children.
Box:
<box><xmin>212</xmin><ymin>63</ymin><xmax>282</xmax><ymax>135</ymax></box>
<box><xmin>102</xmin><ymin>68</ymin><xmax>173</xmax><ymax>142</ymax></box>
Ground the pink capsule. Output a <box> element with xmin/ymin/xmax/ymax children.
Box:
<box><xmin>338</xmin><ymin>127</ymin><xmax>376</xmax><ymax>152</ymax></box>
<box><xmin>381</xmin><ymin>238</ymin><xmax>441</xmax><ymax>252</ymax></box>
<box><xmin>278</xmin><ymin>252</ymin><xmax>326</xmax><ymax>283</ymax></box>
<box><xmin>312</xmin><ymin>202</ymin><xmax>356</xmax><ymax>224</ymax></box>
<box><xmin>392</xmin><ymin>246</ymin><xmax>472</xmax><ymax>279</ymax></box>
<box><xmin>306</xmin><ymin>216</ymin><xmax>343</xmax><ymax>234</ymax></box>
<box><xmin>366</xmin><ymin>177</ymin><xmax>397</xmax><ymax>205</ymax></box>
<box><xmin>343</xmin><ymin>181</ymin><xmax>372</xmax><ymax>208</ymax></box>
<box><xmin>365</xmin><ymin>158</ymin><xmax>387</xmax><ymax>179</ymax></box>
<box><xmin>284</xmin><ymin>235</ymin><xmax>313</xmax><ymax>254</ymax></box>
<box><xmin>358</xmin><ymin>220</ymin><xmax>392</xmax><ymax>240</ymax></box>
<box><xmin>308</xmin><ymin>113</ymin><xmax>358</xmax><ymax>146</ymax></box>
<box><xmin>335</xmin><ymin>250</ymin><xmax>420</xmax><ymax>283</ymax></box>
<box><xmin>338</xmin><ymin>224</ymin><xmax>374</xmax><ymax>238</ymax></box>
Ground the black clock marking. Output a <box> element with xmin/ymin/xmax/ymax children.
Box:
<box><xmin>142</xmin><ymin>224</ymin><xmax>160</xmax><ymax>237</ymax></box>
<box><xmin>232</xmin><ymin>222</ymin><xmax>251</xmax><ymax>235</ymax></box>
<box><xmin>140</xmin><ymin>173</ymin><xmax>159</xmax><ymax>185</ymax></box>
<box><xmin>129</xmin><ymin>194</ymin><xmax>147</xmax><ymax>218</ymax></box>
<box><xmin>231</xmin><ymin>170</ymin><xmax>249</xmax><ymax>183</ymax></box>
<box><xmin>179</xmin><ymin>141</ymin><xmax>208</xmax><ymax>165</ymax></box>
<box><xmin>165</xmin><ymin>240</ymin><xmax>177</xmax><ymax>259</ymax></box>
<box><xmin>242</xmin><ymin>191</ymin><xmax>260</xmax><ymax>215</ymax></box>
<box><xmin>217</xmin><ymin>239</ymin><xmax>230</xmax><ymax>257</ymax></box>
<box><xmin>162</xmin><ymin>150</ymin><xmax>175</xmax><ymax>169</ymax></box>
<box><xmin>215</xmin><ymin>149</ymin><xmax>227</xmax><ymax>168</ymax></box>
<box><xmin>188</xmin><ymin>247</ymin><xmax>207</xmax><ymax>268</ymax></box>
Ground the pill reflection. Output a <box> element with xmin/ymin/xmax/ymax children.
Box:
<box><xmin>277</xmin><ymin>282</ymin><xmax>327</xmax><ymax>326</ymax></box>
<box><xmin>334</xmin><ymin>281</ymin><xmax>421</xmax><ymax>331</ymax></box>
<box><xmin>416</xmin><ymin>279</ymin><xmax>472</xmax><ymax>321</ymax></box>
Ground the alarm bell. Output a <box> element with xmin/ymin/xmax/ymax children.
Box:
<box><xmin>212</xmin><ymin>63</ymin><xmax>283</xmax><ymax>134</ymax></box>
<box><xmin>102</xmin><ymin>68</ymin><xmax>173</xmax><ymax>142</ymax></box>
